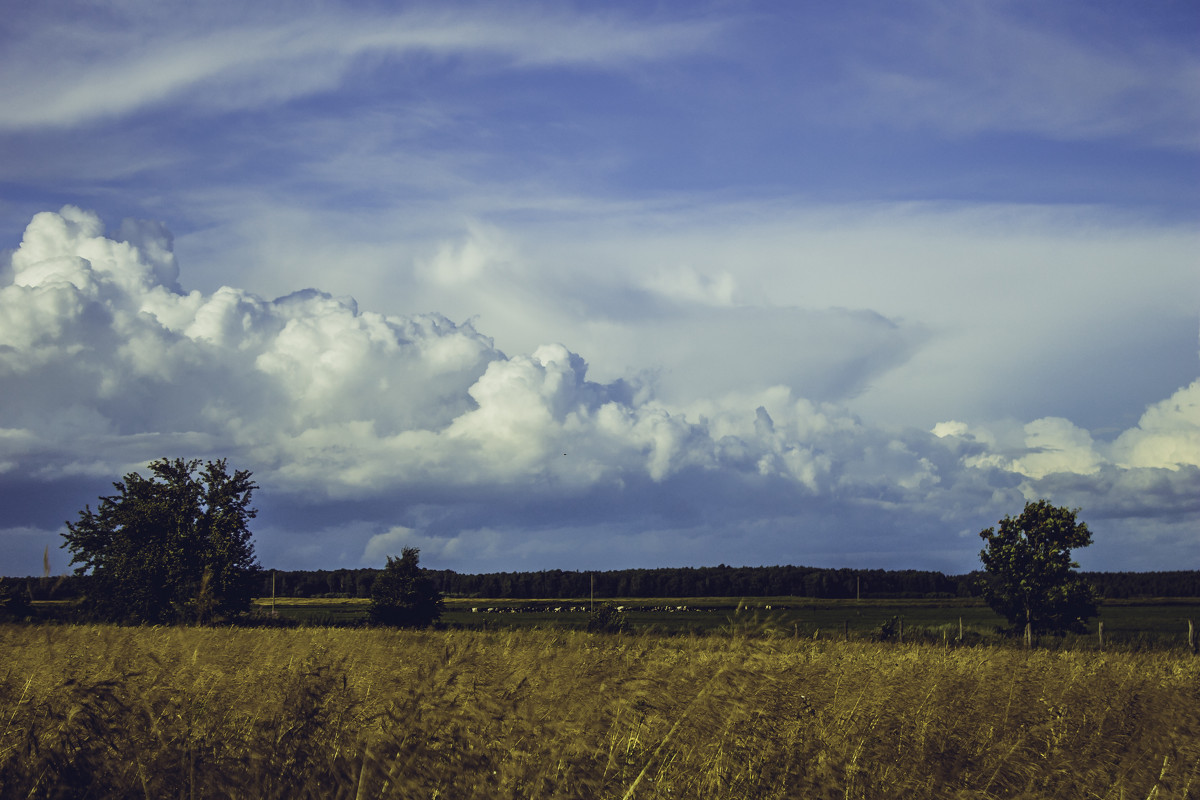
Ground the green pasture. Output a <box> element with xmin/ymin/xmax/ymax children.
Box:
<box><xmin>249</xmin><ymin>595</ymin><xmax>1200</xmax><ymax>649</ymax></box>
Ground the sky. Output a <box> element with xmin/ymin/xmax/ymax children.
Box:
<box><xmin>1</xmin><ymin>0</ymin><xmax>1198</xmax><ymax>577</ymax></box>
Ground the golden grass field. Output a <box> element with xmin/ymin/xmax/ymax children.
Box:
<box><xmin>2</xmin><ymin>623</ymin><xmax>1197</xmax><ymax>799</ymax></box>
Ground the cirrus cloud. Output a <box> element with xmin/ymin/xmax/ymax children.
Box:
<box><xmin>0</xmin><ymin>4</ymin><xmax>720</xmax><ymax>131</ymax></box>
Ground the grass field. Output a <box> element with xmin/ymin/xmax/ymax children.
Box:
<box><xmin>3</xmin><ymin>621</ymin><xmax>1197</xmax><ymax>798</ymax></box>
<box><xmin>251</xmin><ymin>595</ymin><xmax>1200</xmax><ymax>650</ymax></box>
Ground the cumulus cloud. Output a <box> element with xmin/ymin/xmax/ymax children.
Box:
<box><xmin>386</xmin><ymin>203</ymin><xmax>1196</xmax><ymax>439</ymax></box>
<box><xmin>931</xmin><ymin>385</ymin><xmax>1200</xmax><ymax>531</ymax></box>
<box><xmin>933</xmin><ymin>380</ymin><xmax>1200</xmax><ymax>484</ymax></box>
<box><xmin>362</xmin><ymin>526</ymin><xmax>419</xmax><ymax>563</ymax></box>
<box><xmin>1112</xmin><ymin>380</ymin><xmax>1200</xmax><ymax>470</ymax></box>
<box><xmin>2</xmin><ymin>208</ymin><xmax>1197</xmax><ymax>573</ymax></box>
<box><xmin>0</xmin><ymin>209</ymin><xmax>764</xmax><ymax>496</ymax></box>
<box><xmin>362</xmin><ymin>525</ymin><xmax>504</xmax><ymax>566</ymax></box>
<box><xmin>973</xmin><ymin>417</ymin><xmax>1104</xmax><ymax>481</ymax></box>
<box><xmin>1</xmin><ymin>207</ymin><xmax>498</xmax><ymax>469</ymax></box>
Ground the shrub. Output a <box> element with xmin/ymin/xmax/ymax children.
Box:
<box><xmin>586</xmin><ymin>603</ymin><xmax>626</xmax><ymax>633</ymax></box>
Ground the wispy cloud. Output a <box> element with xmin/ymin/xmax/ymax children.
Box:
<box><xmin>0</xmin><ymin>5</ymin><xmax>721</xmax><ymax>130</ymax></box>
<box><xmin>831</xmin><ymin>1</ymin><xmax>1200</xmax><ymax>149</ymax></box>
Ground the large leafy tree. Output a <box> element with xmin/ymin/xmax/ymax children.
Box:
<box><xmin>978</xmin><ymin>500</ymin><xmax>1099</xmax><ymax>636</ymax></box>
<box><xmin>62</xmin><ymin>458</ymin><xmax>261</xmax><ymax>624</ymax></box>
<box><xmin>369</xmin><ymin>547</ymin><xmax>444</xmax><ymax>628</ymax></box>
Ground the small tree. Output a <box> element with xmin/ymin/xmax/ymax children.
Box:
<box><xmin>369</xmin><ymin>548</ymin><xmax>443</xmax><ymax>628</ymax></box>
<box><xmin>62</xmin><ymin>458</ymin><xmax>260</xmax><ymax>624</ymax></box>
<box><xmin>978</xmin><ymin>500</ymin><xmax>1099</xmax><ymax>636</ymax></box>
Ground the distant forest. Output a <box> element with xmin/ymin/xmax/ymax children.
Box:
<box><xmin>11</xmin><ymin>565</ymin><xmax>1199</xmax><ymax>602</ymax></box>
<box><xmin>276</xmin><ymin>566</ymin><xmax>1200</xmax><ymax>601</ymax></box>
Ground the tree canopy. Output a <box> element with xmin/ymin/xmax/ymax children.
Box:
<box><xmin>978</xmin><ymin>500</ymin><xmax>1099</xmax><ymax>636</ymax></box>
<box><xmin>369</xmin><ymin>548</ymin><xmax>444</xmax><ymax>628</ymax></box>
<box><xmin>62</xmin><ymin>458</ymin><xmax>260</xmax><ymax>624</ymax></box>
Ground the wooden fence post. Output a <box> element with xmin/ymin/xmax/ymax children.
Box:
<box><xmin>1098</xmin><ymin>621</ymin><xmax>1104</xmax><ymax>652</ymax></box>
<box><xmin>1024</xmin><ymin>622</ymin><xmax>1032</xmax><ymax>649</ymax></box>
<box><xmin>898</xmin><ymin>617</ymin><xmax>903</xmax><ymax>645</ymax></box>
<box><xmin>958</xmin><ymin>616</ymin><xmax>963</xmax><ymax>643</ymax></box>
<box><xmin>1189</xmin><ymin>619</ymin><xmax>1195</xmax><ymax>654</ymax></box>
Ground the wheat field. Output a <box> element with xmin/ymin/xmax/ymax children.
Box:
<box><xmin>1</xmin><ymin>623</ymin><xmax>1197</xmax><ymax>798</ymax></box>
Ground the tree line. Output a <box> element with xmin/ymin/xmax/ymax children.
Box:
<box><xmin>250</xmin><ymin>566</ymin><xmax>1199</xmax><ymax>601</ymax></box>
<box><xmin>9</xmin><ymin>562</ymin><xmax>1200</xmax><ymax>605</ymax></box>
<box><xmin>13</xmin><ymin>565</ymin><xmax>1196</xmax><ymax>604</ymax></box>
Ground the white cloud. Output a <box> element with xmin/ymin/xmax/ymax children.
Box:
<box><xmin>362</xmin><ymin>526</ymin><xmax>419</xmax><ymax>563</ymax></box>
<box><xmin>932</xmin><ymin>420</ymin><xmax>969</xmax><ymax>439</ymax></box>
<box><xmin>2</xmin><ymin>208</ymin><xmax>1197</xmax><ymax>573</ymax></box>
<box><xmin>1009</xmin><ymin>418</ymin><xmax>1103</xmax><ymax>480</ymax></box>
<box><xmin>640</xmin><ymin>265</ymin><xmax>737</xmax><ymax>307</ymax></box>
<box><xmin>417</xmin><ymin>222</ymin><xmax>520</xmax><ymax>289</ymax></box>
<box><xmin>362</xmin><ymin>525</ymin><xmax>504</xmax><ymax>566</ymax></box>
<box><xmin>1</xmin><ymin>207</ymin><xmax>497</xmax><ymax>455</ymax></box>
<box><xmin>1112</xmin><ymin>380</ymin><xmax>1200</xmax><ymax>470</ymax></box>
<box><xmin>1</xmin><ymin>208</ymin><xmax>774</xmax><ymax>497</ymax></box>
<box><xmin>938</xmin><ymin>416</ymin><xmax>1103</xmax><ymax>480</ymax></box>
<box><xmin>935</xmin><ymin>379</ymin><xmax>1200</xmax><ymax>484</ymax></box>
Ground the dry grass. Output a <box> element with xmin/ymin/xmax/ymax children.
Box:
<box><xmin>1</xmin><ymin>623</ymin><xmax>1197</xmax><ymax>798</ymax></box>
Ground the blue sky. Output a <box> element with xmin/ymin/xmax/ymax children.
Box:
<box><xmin>1</xmin><ymin>0</ymin><xmax>1197</xmax><ymax>577</ymax></box>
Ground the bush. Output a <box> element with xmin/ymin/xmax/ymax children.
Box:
<box><xmin>0</xmin><ymin>581</ymin><xmax>32</xmax><ymax>620</ymax></box>
<box><xmin>586</xmin><ymin>604</ymin><xmax>626</xmax><ymax>633</ymax></box>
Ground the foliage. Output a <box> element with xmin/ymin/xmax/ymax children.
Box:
<box><xmin>585</xmin><ymin>603</ymin><xmax>627</xmax><ymax>633</ymax></box>
<box><xmin>978</xmin><ymin>500</ymin><xmax>1099</xmax><ymax>635</ymax></box>
<box><xmin>368</xmin><ymin>547</ymin><xmax>444</xmax><ymax>628</ymax></box>
<box><xmin>876</xmin><ymin>615</ymin><xmax>901</xmax><ymax>642</ymax></box>
<box><xmin>0</xmin><ymin>582</ymin><xmax>32</xmax><ymax>620</ymax></box>
<box><xmin>2</xmin><ymin>624</ymin><xmax>1198</xmax><ymax>799</ymax></box>
<box><xmin>61</xmin><ymin>458</ymin><xmax>260</xmax><ymax>624</ymax></box>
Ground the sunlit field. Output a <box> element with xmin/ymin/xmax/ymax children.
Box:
<box><xmin>2</xmin><ymin>622</ymin><xmax>1197</xmax><ymax>798</ymax></box>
